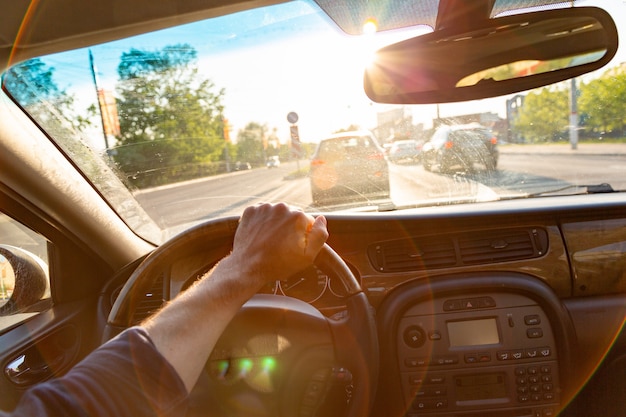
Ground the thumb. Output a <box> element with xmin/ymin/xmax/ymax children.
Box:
<box><xmin>304</xmin><ymin>215</ymin><xmax>328</xmax><ymax>258</ymax></box>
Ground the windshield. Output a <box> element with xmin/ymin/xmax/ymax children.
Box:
<box><xmin>2</xmin><ymin>0</ymin><xmax>626</xmax><ymax>242</ymax></box>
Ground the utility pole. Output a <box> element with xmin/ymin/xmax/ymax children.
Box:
<box><xmin>89</xmin><ymin>50</ymin><xmax>110</xmax><ymax>150</ymax></box>
<box><xmin>569</xmin><ymin>77</ymin><xmax>579</xmax><ymax>150</ymax></box>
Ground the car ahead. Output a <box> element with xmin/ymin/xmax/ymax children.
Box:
<box><xmin>387</xmin><ymin>139</ymin><xmax>422</xmax><ymax>163</ymax></box>
<box><xmin>1</xmin><ymin>2</ymin><xmax>626</xmax><ymax>417</ymax></box>
<box><xmin>266</xmin><ymin>155</ymin><xmax>280</xmax><ymax>168</ymax></box>
<box><xmin>309</xmin><ymin>131</ymin><xmax>390</xmax><ymax>206</ymax></box>
<box><xmin>234</xmin><ymin>161</ymin><xmax>252</xmax><ymax>171</ymax></box>
<box><xmin>422</xmin><ymin>124</ymin><xmax>499</xmax><ymax>173</ymax></box>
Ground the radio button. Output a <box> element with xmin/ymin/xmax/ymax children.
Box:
<box><xmin>431</xmin><ymin>356</ymin><xmax>459</xmax><ymax>366</ymax></box>
<box><xmin>544</xmin><ymin>393</ymin><xmax>555</xmax><ymax>401</ymax></box>
<box><xmin>428</xmin><ymin>330</ymin><xmax>442</xmax><ymax>341</ymax></box>
<box><xmin>512</xmin><ymin>350</ymin><xmax>524</xmax><ymax>360</ymax></box>
<box><xmin>478</xmin><ymin>296</ymin><xmax>496</xmax><ymax>308</ymax></box>
<box><xmin>527</xmin><ymin>328</ymin><xmax>544</xmax><ymax>338</ymax></box>
<box><xmin>404</xmin><ymin>357</ymin><xmax>428</xmax><ymax>367</ymax></box>
<box><xmin>539</xmin><ymin>347</ymin><xmax>552</xmax><ymax>357</ymax></box>
<box><xmin>409</xmin><ymin>376</ymin><xmax>422</xmax><ymax>385</ymax></box>
<box><xmin>404</xmin><ymin>326</ymin><xmax>426</xmax><ymax>348</ymax></box>
<box><xmin>464</xmin><ymin>354</ymin><xmax>478</xmax><ymax>364</ymax></box>
<box><xmin>497</xmin><ymin>351</ymin><xmax>510</xmax><ymax>361</ymax></box>
<box><xmin>526</xmin><ymin>348</ymin><xmax>540</xmax><ymax>358</ymax></box>
<box><xmin>443</xmin><ymin>300</ymin><xmax>462</xmax><ymax>311</ymax></box>
<box><xmin>478</xmin><ymin>353</ymin><xmax>491</xmax><ymax>362</ymax></box>
<box><xmin>543</xmin><ymin>407</ymin><xmax>556</xmax><ymax>416</ymax></box>
<box><xmin>525</xmin><ymin>314</ymin><xmax>541</xmax><ymax>325</ymax></box>
<box><xmin>426</xmin><ymin>375</ymin><xmax>446</xmax><ymax>384</ymax></box>
<box><xmin>412</xmin><ymin>399</ymin><xmax>448</xmax><ymax>410</ymax></box>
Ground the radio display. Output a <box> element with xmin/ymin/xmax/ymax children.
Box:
<box><xmin>447</xmin><ymin>318</ymin><xmax>499</xmax><ymax>347</ymax></box>
<box><xmin>455</xmin><ymin>373</ymin><xmax>506</xmax><ymax>401</ymax></box>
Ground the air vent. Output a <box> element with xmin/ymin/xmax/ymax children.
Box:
<box><xmin>132</xmin><ymin>273</ymin><xmax>165</xmax><ymax>324</ymax></box>
<box><xmin>458</xmin><ymin>228</ymin><xmax>548</xmax><ymax>265</ymax></box>
<box><xmin>369</xmin><ymin>227</ymin><xmax>548</xmax><ymax>272</ymax></box>
<box><xmin>369</xmin><ymin>237</ymin><xmax>456</xmax><ymax>272</ymax></box>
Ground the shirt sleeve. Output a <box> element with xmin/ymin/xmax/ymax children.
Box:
<box><xmin>2</xmin><ymin>326</ymin><xmax>189</xmax><ymax>417</ymax></box>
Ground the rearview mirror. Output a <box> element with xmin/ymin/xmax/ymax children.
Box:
<box><xmin>363</xmin><ymin>7</ymin><xmax>618</xmax><ymax>104</ymax></box>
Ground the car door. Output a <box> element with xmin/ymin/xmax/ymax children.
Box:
<box><xmin>0</xmin><ymin>192</ymin><xmax>108</xmax><ymax>410</ymax></box>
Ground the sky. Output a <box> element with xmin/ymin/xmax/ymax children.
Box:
<box><xmin>24</xmin><ymin>0</ymin><xmax>626</xmax><ymax>150</ymax></box>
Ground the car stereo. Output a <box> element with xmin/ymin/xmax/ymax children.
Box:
<box><xmin>397</xmin><ymin>292</ymin><xmax>560</xmax><ymax>417</ymax></box>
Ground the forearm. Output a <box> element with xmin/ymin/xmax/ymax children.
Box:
<box><xmin>142</xmin><ymin>204</ymin><xmax>328</xmax><ymax>393</ymax></box>
<box><xmin>3</xmin><ymin>328</ymin><xmax>188</xmax><ymax>417</ymax></box>
<box><xmin>142</xmin><ymin>253</ymin><xmax>262</xmax><ymax>392</ymax></box>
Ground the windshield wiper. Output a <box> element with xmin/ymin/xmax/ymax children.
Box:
<box><xmin>527</xmin><ymin>183</ymin><xmax>615</xmax><ymax>197</ymax></box>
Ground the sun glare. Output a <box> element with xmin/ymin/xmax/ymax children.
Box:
<box><xmin>362</xmin><ymin>18</ymin><xmax>378</xmax><ymax>35</ymax></box>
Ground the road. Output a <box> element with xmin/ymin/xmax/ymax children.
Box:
<box><xmin>135</xmin><ymin>145</ymin><xmax>626</xmax><ymax>233</ymax></box>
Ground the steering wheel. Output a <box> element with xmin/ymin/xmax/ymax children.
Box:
<box><xmin>104</xmin><ymin>217</ymin><xmax>379</xmax><ymax>417</ymax></box>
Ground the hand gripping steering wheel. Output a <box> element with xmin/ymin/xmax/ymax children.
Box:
<box><xmin>104</xmin><ymin>217</ymin><xmax>379</xmax><ymax>417</ymax></box>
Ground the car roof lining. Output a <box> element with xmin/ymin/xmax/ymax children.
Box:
<box><xmin>0</xmin><ymin>0</ymin><xmax>284</xmax><ymax>72</ymax></box>
<box><xmin>1</xmin><ymin>0</ymin><xmax>582</xmax><ymax>73</ymax></box>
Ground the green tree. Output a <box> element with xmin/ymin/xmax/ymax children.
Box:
<box><xmin>236</xmin><ymin>122</ymin><xmax>267</xmax><ymax>165</ymax></box>
<box><xmin>579</xmin><ymin>68</ymin><xmax>626</xmax><ymax>136</ymax></box>
<box><xmin>2</xmin><ymin>58</ymin><xmax>91</xmax><ymax>131</ymax></box>
<box><xmin>513</xmin><ymin>86</ymin><xmax>569</xmax><ymax>142</ymax></box>
<box><xmin>112</xmin><ymin>44</ymin><xmax>226</xmax><ymax>186</ymax></box>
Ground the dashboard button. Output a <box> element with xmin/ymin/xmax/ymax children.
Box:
<box><xmin>525</xmin><ymin>314</ymin><xmax>541</xmax><ymax>325</ymax></box>
<box><xmin>404</xmin><ymin>326</ymin><xmax>426</xmax><ymax>348</ymax></box>
<box><xmin>527</xmin><ymin>328</ymin><xmax>544</xmax><ymax>338</ymax></box>
<box><xmin>443</xmin><ymin>300</ymin><xmax>462</xmax><ymax>311</ymax></box>
<box><xmin>405</xmin><ymin>357</ymin><xmax>428</xmax><ymax>367</ymax></box>
<box><xmin>429</xmin><ymin>331</ymin><xmax>442</xmax><ymax>340</ymax></box>
<box><xmin>426</xmin><ymin>375</ymin><xmax>446</xmax><ymax>384</ymax></box>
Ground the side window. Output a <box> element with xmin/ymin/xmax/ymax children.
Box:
<box><xmin>0</xmin><ymin>212</ymin><xmax>51</xmax><ymax>331</ymax></box>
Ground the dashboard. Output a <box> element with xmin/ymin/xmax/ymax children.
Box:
<box><xmin>107</xmin><ymin>193</ymin><xmax>626</xmax><ymax>417</ymax></box>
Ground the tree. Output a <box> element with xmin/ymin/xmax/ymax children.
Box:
<box><xmin>2</xmin><ymin>58</ymin><xmax>90</xmax><ymax>131</ymax></box>
<box><xmin>579</xmin><ymin>68</ymin><xmax>626</xmax><ymax>136</ymax></box>
<box><xmin>236</xmin><ymin>122</ymin><xmax>267</xmax><ymax>165</ymax></box>
<box><xmin>112</xmin><ymin>44</ymin><xmax>227</xmax><ymax>186</ymax></box>
<box><xmin>513</xmin><ymin>86</ymin><xmax>569</xmax><ymax>142</ymax></box>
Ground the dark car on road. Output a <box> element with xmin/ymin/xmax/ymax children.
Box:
<box><xmin>387</xmin><ymin>139</ymin><xmax>422</xmax><ymax>164</ymax></box>
<box><xmin>310</xmin><ymin>131</ymin><xmax>389</xmax><ymax>206</ymax></box>
<box><xmin>234</xmin><ymin>161</ymin><xmax>252</xmax><ymax>171</ymax></box>
<box><xmin>422</xmin><ymin>124</ymin><xmax>499</xmax><ymax>173</ymax></box>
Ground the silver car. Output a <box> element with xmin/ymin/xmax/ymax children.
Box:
<box><xmin>310</xmin><ymin>131</ymin><xmax>390</xmax><ymax>206</ymax></box>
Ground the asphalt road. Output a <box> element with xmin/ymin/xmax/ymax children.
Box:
<box><xmin>135</xmin><ymin>144</ymin><xmax>626</xmax><ymax>234</ymax></box>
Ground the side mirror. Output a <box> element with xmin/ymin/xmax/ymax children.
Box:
<box><xmin>0</xmin><ymin>245</ymin><xmax>48</xmax><ymax>316</ymax></box>
<box><xmin>364</xmin><ymin>7</ymin><xmax>618</xmax><ymax>104</ymax></box>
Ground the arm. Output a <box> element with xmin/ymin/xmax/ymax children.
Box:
<box><xmin>142</xmin><ymin>203</ymin><xmax>328</xmax><ymax>392</ymax></box>
<box><xmin>2</xmin><ymin>204</ymin><xmax>326</xmax><ymax>417</ymax></box>
<box><xmin>2</xmin><ymin>327</ymin><xmax>188</xmax><ymax>417</ymax></box>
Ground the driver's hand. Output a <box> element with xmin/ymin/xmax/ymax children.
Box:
<box><xmin>232</xmin><ymin>203</ymin><xmax>328</xmax><ymax>286</ymax></box>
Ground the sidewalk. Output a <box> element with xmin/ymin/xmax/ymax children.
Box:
<box><xmin>499</xmin><ymin>142</ymin><xmax>626</xmax><ymax>155</ymax></box>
